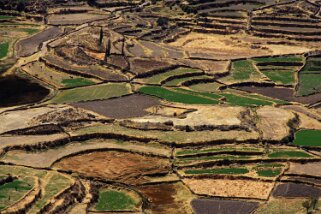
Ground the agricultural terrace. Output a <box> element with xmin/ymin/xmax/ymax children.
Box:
<box><xmin>1</xmin><ymin>0</ymin><xmax>321</xmax><ymax>213</ymax></box>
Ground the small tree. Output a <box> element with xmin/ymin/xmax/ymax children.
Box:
<box><xmin>104</xmin><ymin>38</ymin><xmax>111</xmax><ymax>62</ymax></box>
<box><xmin>156</xmin><ymin>17</ymin><xmax>169</xmax><ymax>27</ymax></box>
<box><xmin>99</xmin><ymin>27</ymin><xmax>103</xmax><ymax>46</ymax></box>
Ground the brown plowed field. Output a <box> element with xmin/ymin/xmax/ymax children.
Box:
<box><xmin>54</xmin><ymin>151</ymin><xmax>171</xmax><ymax>185</ymax></box>
<box><xmin>273</xmin><ymin>183</ymin><xmax>321</xmax><ymax>198</ymax></box>
<box><xmin>191</xmin><ymin>199</ymin><xmax>259</xmax><ymax>214</ymax></box>
<box><xmin>236</xmin><ymin>86</ymin><xmax>321</xmax><ymax>105</ymax></box>
<box><xmin>71</xmin><ymin>94</ymin><xmax>160</xmax><ymax>119</ymax></box>
<box><xmin>16</xmin><ymin>27</ymin><xmax>63</xmax><ymax>57</ymax></box>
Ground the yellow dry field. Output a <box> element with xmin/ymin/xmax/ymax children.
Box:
<box><xmin>169</xmin><ymin>32</ymin><xmax>314</xmax><ymax>60</ymax></box>
<box><xmin>183</xmin><ymin>178</ymin><xmax>274</xmax><ymax>199</ymax></box>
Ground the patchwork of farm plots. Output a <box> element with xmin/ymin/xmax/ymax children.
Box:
<box><xmin>1</xmin><ymin>1</ymin><xmax>321</xmax><ymax>213</ymax></box>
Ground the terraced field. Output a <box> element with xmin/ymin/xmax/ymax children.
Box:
<box><xmin>1</xmin><ymin>0</ymin><xmax>321</xmax><ymax>213</ymax></box>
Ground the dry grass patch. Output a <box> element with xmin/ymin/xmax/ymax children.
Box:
<box><xmin>183</xmin><ymin>178</ymin><xmax>274</xmax><ymax>199</ymax></box>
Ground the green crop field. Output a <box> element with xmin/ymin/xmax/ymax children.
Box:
<box><xmin>95</xmin><ymin>190</ymin><xmax>138</xmax><ymax>211</ymax></box>
<box><xmin>0</xmin><ymin>42</ymin><xmax>9</xmax><ymax>59</ymax></box>
<box><xmin>50</xmin><ymin>83</ymin><xmax>132</xmax><ymax>104</ymax></box>
<box><xmin>229</xmin><ymin>60</ymin><xmax>259</xmax><ymax>80</ymax></box>
<box><xmin>253</xmin><ymin>56</ymin><xmax>303</xmax><ymax>63</ymax></box>
<box><xmin>293</xmin><ymin>129</ymin><xmax>321</xmax><ymax>147</ymax></box>
<box><xmin>297</xmin><ymin>57</ymin><xmax>321</xmax><ymax>96</ymax></box>
<box><xmin>185</xmin><ymin>167</ymin><xmax>249</xmax><ymax>175</ymax></box>
<box><xmin>138</xmin><ymin>86</ymin><xmax>219</xmax><ymax>104</ymax></box>
<box><xmin>0</xmin><ymin>178</ymin><xmax>34</xmax><ymax>210</ymax></box>
<box><xmin>177</xmin><ymin>154</ymin><xmax>252</xmax><ymax>163</ymax></box>
<box><xmin>268</xmin><ymin>150</ymin><xmax>313</xmax><ymax>158</ymax></box>
<box><xmin>29</xmin><ymin>173</ymin><xmax>72</xmax><ymax>213</ymax></box>
<box><xmin>0</xmin><ymin>15</ymin><xmax>15</xmax><ymax>20</ymax></box>
<box><xmin>221</xmin><ymin>93</ymin><xmax>273</xmax><ymax>106</ymax></box>
<box><xmin>261</xmin><ymin>70</ymin><xmax>294</xmax><ymax>85</ymax></box>
<box><xmin>176</xmin><ymin>147</ymin><xmax>260</xmax><ymax>156</ymax></box>
<box><xmin>297</xmin><ymin>73</ymin><xmax>321</xmax><ymax>96</ymax></box>
<box><xmin>256</xmin><ymin>169</ymin><xmax>282</xmax><ymax>177</ymax></box>
<box><xmin>139</xmin><ymin>67</ymin><xmax>201</xmax><ymax>85</ymax></box>
<box><xmin>61</xmin><ymin>78</ymin><xmax>95</xmax><ymax>88</ymax></box>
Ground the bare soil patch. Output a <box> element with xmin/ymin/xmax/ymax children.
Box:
<box><xmin>47</xmin><ymin>13</ymin><xmax>110</xmax><ymax>25</ymax></box>
<box><xmin>287</xmin><ymin>162</ymin><xmax>321</xmax><ymax>177</ymax></box>
<box><xmin>191</xmin><ymin>199</ymin><xmax>259</xmax><ymax>214</ymax></box>
<box><xmin>235</xmin><ymin>85</ymin><xmax>321</xmax><ymax>105</ymax></box>
<box><xmin>16</xmin><ymin>27</ymin><xmax>63</xmax><ymax>57</ymax></box>
<box><xmin>138</xmin><ymin>182</ymin><xmax>195</xmax><ymax>214</ymax></box>
<box><xmin>71</xmin><ymin>94</ymin><xmax>160</xmax><ymax>119</ymax></box>
<box><xmin>54</xmin><ymin>151</ymin><xmax>171</xmax><ymax>185</ymax></box>
<box><xmin>273</xmin><ymin>183</ymin><xmax>321</xmax><ymax>198</ymax></box>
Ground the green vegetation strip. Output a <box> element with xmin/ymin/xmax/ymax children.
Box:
<box><xmin>138</xmin><ymin>86</ymin><xmax>219</xmax><ymax>104</ymax></box>
<box><xmin>176</xmin><ymin>147</ymin><xmax>260</xmax><ymax>156</ymax></box>
<box><xmin>230</xmin><ymin>60</ymin><xmax>259</xmax><ymax>80</ymax></box>
<box><xmin>256</xmin><ymin>169</ymin><xmax>281</xmax><ymax>177</ymax></box>
<box><xmin>261</xmin><ymin>70</ymin><xmax>294</xmax><ymax>85</ymax></box>
<box><xmin>185</xmin><ymin>168</ymin><xmax>249</xmax><ymax>175</ymax></box>
<box><xmin>139</xmin><ymin>86</ymin><xmax>278</xmax><ymax>106</ymax></box>
<box><xmin>0</xmin><ymin>42</ymin><xmax>9</xmax><ymax>59</ymax></box>
<box><xmin>50</xmin><ymin>83</ymin><xmax>132</xmax><ymax>104</ymax></box>
<box><xmin>268</xmin><ymin>151</ymin><xmax>313</xmax><ymax>158</ymax></box>
<box><xmin>29</xmin><ymin>173</ymin><xmax>71</xmax><ymax>213</ymax></box>
<box><xmin>294</xmin><ymin>130</ymin><xmax>321</xmax><ymax>147</ymax></box>
<box><xmin>0</xmin><ymin>15</ymin><xmax>15</xmax><ymax>20</ymax></box>
<box><xmin>95</xmin><ymin>190</ymin><xmax>138</xmax><ymax>211</ymax></box>
<box><xmin>177</xmin><ymin>155</ymin><xmax>252</xmax><ymax>162</ymax></box>
<box><xmin>61</xmin><ymin>78</ymin><xmax>95</xmax><ymax>88</ymax></box>
<box><xmin>253</xmin><ymin>56</ymin><xmax>303</xmax><ymax>63</ymax></box>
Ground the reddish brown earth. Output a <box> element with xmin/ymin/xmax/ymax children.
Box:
<box><xmin>54</xmin><ymin>150</ymin><xmax>171</xmax><ymax>185</ymax></box>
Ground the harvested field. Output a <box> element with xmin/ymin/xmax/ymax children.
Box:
<box><xmin>256</xmin><ymin>106</ymin><xmax>295</xmax><ymax>141</ymax></box>
<box><xmin>138</xmin><ymin>182</ymin><xmax>195</xmax><ymax>214</ymax></box>
<box><xmin>53</xmin><ymin>151</ymin><xmax>171</xmax><ymax>185</ymax></box>
<box><xmin>129</xmin><ymin>105</ymin><xmax>252</xmax><ymax>131</ymax></box>
<box><xmin>273</xmin><ymin>183</ymin><xmax>321</xmax><ymax>198</ymax></box>
<box><xmin>256</xmin><ymin>198</ymin><xmax>311</xmax><ymax>214</ymax></box>
<box><xmin>183</xmin><ymin>178</ymin><xmax>274</xmax><ymax>199</ymax></box>
<box><xmin>16</xmin><ymin>27</ymin><xmax>63</xmax><ymax>57</ymax></box>
<box><xmin>49</xmin><ymin>83</ymin><xmax>132</xmax><ymax>104</ymax></box>
<box><xmin>71</xmin><ymin>124</ymin><xmax>260</xmax><ymax>145</ymax></box>
<box><xmin>71</xmin><ymin>94</ymin><xmax>160</xmax><ymax>119</ymax></box>
<box><xmin>191</xmin><ymin>199</ymin><xmax>259</xmax><ymax>214</ymax></box>
<box><xmin>1</xmin><ymin>139</ymin><xmax>171</xmax><ymax>168</ymax></box>
<box><xmin>168</xmin><ymin>32</ymin><xmax>312</xmax><ymax>60</ymax></box>
<box><xmin>287</xmin><ymin>162</ymin><xmax>321</xmax><ymax>177</ymax></box>
<box><xmin>47</xmin><ymin>13</ymin><xmax>110</xmax><ymax>25</ymax></box>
